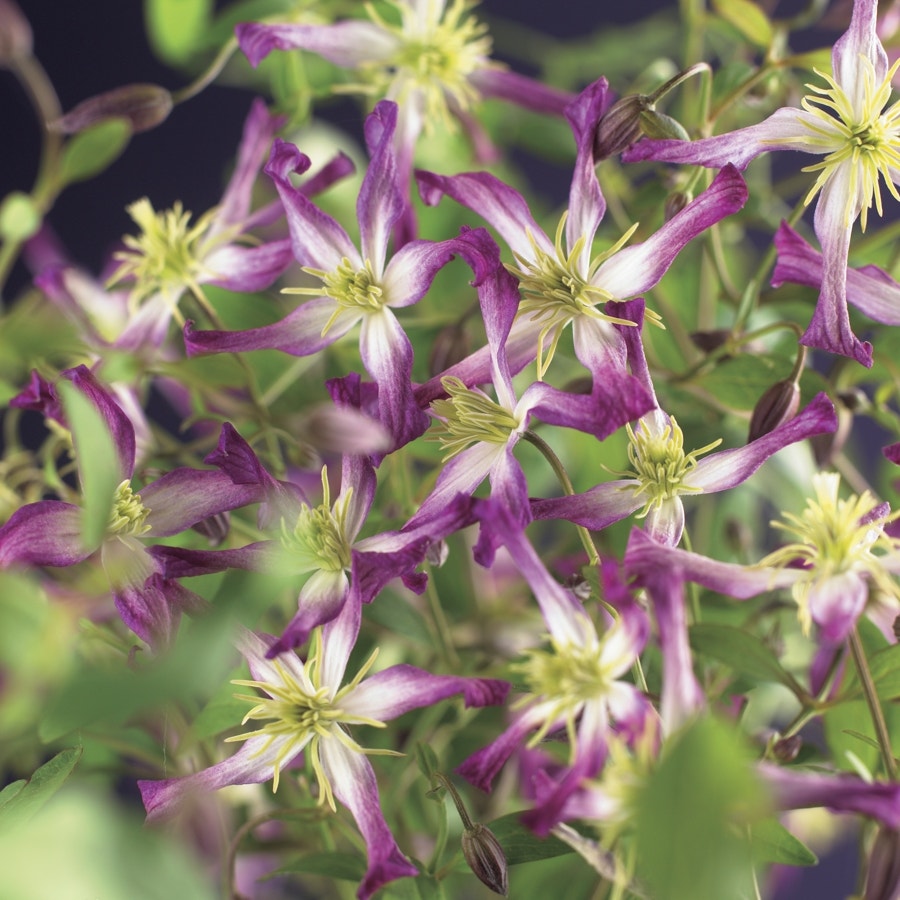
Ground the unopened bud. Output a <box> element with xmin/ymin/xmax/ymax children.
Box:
<box><xmin>429</xmin><ymin>323</ymin><xmax>471</xmax><ymax>377</ymax></box>
<box><xmin>594</xmin><ymin>94</ymin><xmax>648</xmax><ymax>161</ymax></box>
<box><xmin>748</xmin><ymin>379</ymin><xmax>800</xmax><ymax>442</ymax></box>
<box><xmin>812</xmin><ymin>404</ymin><xmax>850</xmax><ymax>468</ymax></box>
<box><xmin>52</xmin><ymin>84</ymin><xmax>173</xmax><ymax>135</ymax></box>
<box><xmin>892</xmin><ymin>615</ymin><xmax>900</xmax><ymax>641</ymax></box>
<box><xmin>191</xmin><ymin>511</ymin><xmax>230</xmax><ymax>546</ymax></box>
<box><xmin>462</xmin><ymin>824</ymin><xmax>509</xmax><ymax>896</ymax></box>
<box><xmin>864</xmin><ymin>827</ymin><xmax>900</xmax><ymax>900</ymax></box>
<box><xmin>772</xmin><ymin>734</ymin><xmax>802</xmax><ymax>762</ymax></box>
<box><xmin>300</xmin><ymin>404</ymin><xmax>391</xmax><ymax>455</ymax></box>
<box><xmin>837</xmin><ymin>386</ymin><xmax>869</xmax><ymax>414</ymax></box>
<box><xmin>690</xmin><ymin>329</ymin><xmax>732</xmax><ymax>355</ymax></box>
<box><xmin>664</xmin><ymin>190</ymin><xmax>692</xmax><ymax>221</ymax></box>
<box><xmin>639</xmin><ymin>109</ymin><xmax>690</xmax><ymax>141</ymax></box>
<box><xmin>0</xmin><ymin>0</ymin><xmax>32</xmax><ymax>65</ymax></box>
<box><xmin>426</xmin><ymin>539</ymin><xmax>449</xmax><ymax>567</ymax></box>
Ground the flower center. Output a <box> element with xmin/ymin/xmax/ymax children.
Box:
<box><xmin>107</xmin><ymin>480</ymin><xmax>151</xmax><ymax>537</ymax></box>
<box><xmin>430</xmin><ymin>375</ymin><xmax>521</xmax><ymax>460</ymax></box>
<box><xmin>798</xmin><ymin>57</ymin><xmax>900</xmax><ymax>230</ymax></box>
<box><xmin>286</xmin><ymin>257</ymin><xmax>385</xmax><ymax>337</ymax></box>
<box><xmin>281</xmin><ymin>468</ymin><xmax>353</xmax><ymax>573</ymax></box>
<box><xmin>362</xmin><ymin>0</ymin><xmax>493</xmax><ymax>132</ymax></box>
<box><xmin>507</xmin><ymin>215</ymin><xmax>644</xmax><ymax>379</ymax></box>
<box><xmin>226</xmin><ymin>632</ymin><xmax>389</xmax><ymax>805</ymax></box>
<box><xmin>109</xmin><ymin>198</ymin><xmax>222</xmax><ymax>311</ymax></box>
<box><xmin>614</xmin><ymin>416</ymin><xmax>721</xmax><ymax>517</ymax></box>
<box><xmin>760</xmin><ymin>472</ymin><xmax>900</xmax><ymax>633</ymax></box>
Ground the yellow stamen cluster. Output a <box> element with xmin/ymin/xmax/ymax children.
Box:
<box><xmin>107</xmin><ymin>480</ymin><xmax>152</xmax><ymax>537</ymax></box>
<box><xmin>227</xmin><ymin>632</ymin><xmax>394</xmax><ymax>805</ymax></box>
<box><xmin>797</xmin><ymin>56</ymin><xmax>900</xmax><ymax>230</ymax></box>
<box><xmin>281</xmin><ymin>468</ymin><xmax>353</xmax><ymax>573</ymax></box>
<box><xmin>361</xmin><ymin>0</ymin><xmax>493</xmax><ymax>133</ymax></box>
<box><xmin>616</xmin><ymin>417</ymin><xmax>721</xmax><ymax>517</ymax></box>
<box><xmin>508</xmin><ymin>215</ymin><xmax>645</xmax><ymax>379</ymax></box>
<box><xmin>110</xmin><ymin>199</ymin><xmax>224</xmax><ymax>312</ymax></box>
<box><xmin>430</xmin><ymin>375</ymin><xmax>521</xmax><ymax>461</ymax></box>
<box><xmin>760</xmin><ymin>473</ymin><xmax>900</xmax><ymax>634</ymax></box>
<box><xmin>285</xmin><ymin>257</ymin><xmax>385</xmax><ymax>337</ymax></box>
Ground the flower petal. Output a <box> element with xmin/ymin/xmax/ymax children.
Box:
<box><xmin>0</xmin><ymin>500</ymin><xmax>91</xmax><ymax>567</ymax></box>
<box><xmin>470</xmin><ymin>67</ymin><xmax>573</xmax><ymax>117</ymax></box>
<box><xmin>204</xmin><ymin>239</ymin><xmax>294</xmax><ymax>293</ymax></box>
<box><xmin>832</xmin><ymin>0</ymin><xmax>886</xmax><ymax>104</ymax></box>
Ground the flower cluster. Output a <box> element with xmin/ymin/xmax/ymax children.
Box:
<box><xmin>4</xmin><ymin>2</ymin><xmax>900</xmax><ymax>899</ymax></box>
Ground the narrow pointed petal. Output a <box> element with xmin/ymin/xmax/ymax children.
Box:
<box><xmin>773</xmin><ymin>222</ymin><xmax>900</xmax><ymax>325</ymax></box>
<box><xmin>204</xmin><ymin>239</ymin><xmax>294</xmax><ymax>293</ymax></box>
<box><xmin>114</xmin><ymin>573</ymin><xmax>205</xmax><ymax>649</ymax></box>
<box><xmin>213</xmin><ymin>98</ymin><xmax>284</xmax><ymax>235</ymax></box>
<box><xmin>832</xmin><ymin>0</ymin><xmax>886</xmax><ymax>102</ymax></box>
<box><xmin>808</xmin><ymin>570</ymin><xmax>869</xmax><ymax>644</ymax></box>
<box><xmin>644</xmin><ymin>496</ymin><xmax>686</xmax><ymax>547</ymax></box>
<box><xmin>686</xmin><ymin>392</ymin><xmax>837</xmax><ymax>493</ymax></box>
<box><xmin>319</xmin><ymin>581</ymin><xmax>362</xmax><ymax>690</ymax></box>
<box><xmin>532</xmin><ymin>481</ymin><xmax>643</xmax><ymax>532</ymax></box>
<box><xmin>470</xmin><ymin>67</ymin><xmax>573</xmax><ymax>117</ymax></box>
<box><xmin>151</xmin><ymin>541</ymin><xmax>280</xmax><ymax>580</ymax></box>
<box><xmin>268</xmin><ymin>569</ymin><xmax>350</xmax><ymax>657</ymax></box>
<box><xmin>759</xmin><ymin>763</ymin><xmax>900</xmax><ymax>826</ymax></box>
<box><xmin>141</xmin><ymin>469</ymin><xmax>261</xmax><ymax>536</ymax></box>
<box><xmin>342</xmin><ymin>665</ymin><xmax>509</xmax><ymax>721</ymax></box>
<box><xmin>565</xmin><ymin>78</ymin><xmax>609</xmax><ymax>264</ymax></box>
<box><xmin>802</xmin><ymin>162</ymin><xmax>873</xmax><ymax>366</ymax></box>
<box><xmin>416</xmin><ymin>169</ymin><xmax>553</xmax><ymax>262</ymax></box>
<box><xmin>0</xmin><ymin>500</ymin><xmax>91</xmax><ymax>567</ymax></box>
<box><xmin>236</xmin><ymin>21</ymin><xmax>399</xmax><ymax>69</ymax></box>
<box><xmin>265</xmin><ymin>139</ymin><xmax>360</xmax><ymax>270</ymax></box>
<box><xmin>318</xmin><ymin>741</ymin><xmax>419</xmax><ymax>900</ymax></box>
<box><xmin>594</xmin><ymin>165</ymin><xmax>748</xmax><ymax>298</ymax></box>
<box><xmin>184</xmin><ymin>298</ymin><xmax>355</xmax><ymax>357</ymax></box>
<box><xmin>622</xmin><ymin>107</ymin><xmax>822</xmax><ymax>168</ymax></box>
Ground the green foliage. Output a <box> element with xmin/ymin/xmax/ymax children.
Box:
<box><xmin>750</xmin><ymin>818</ymin><xmax>817</xmax><ymax>867</ymax></box>
<box><xmin>711</xmin><ymin>0</ymin><xmax>774</xmax><ymax>49</ymax></box>
<box><xmin>0</xmin><ymin>192</ymin><xmax>41</xmax><ymax>242</ymax></box>
<box><xmin>144</xmin><ymin>0</ymin><xmax>213</xmax><ymax>65</ymax></box>
<box><xmin>0</xmin><ymin>747</ymin><xmax>82</xmax><ymax>828</ymax></box>
<box><xmin>57</xmin><ymin>119</ymin><xmax>131</xmax><ymax>188</ymax></box>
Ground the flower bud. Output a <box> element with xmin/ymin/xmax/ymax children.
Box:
<box><xmin>689</xmin><ymin>329</ymin><xmax>732</xmax><ymax>355</ymax></box>
<box><xmin>0</xmin><ymin>0</ymin><xmax>32</xmax><ymax>65</ymax></box>
<box><xmin>748</xmin><ymin>379</ymin><xmax>800</xmax><ymax>442</ymax></box>
<box><xmin>191</xmin><ymin>511</ymin><xmax>230</xmax><ymax>546</ymax></box>
<box><xmin>299</xmin><ymin>404</ymin><xmax>391</xmax><ymax>455</ymax></box>
<box><xmin>639</xmin><ymin>109</ymin><xmax>690</xmax><ymax>141</ymax></box>
<box><xmin>664</xmin><ymin>190</ymin><xmax>692</xmax><ymax>221</ymax></box>
<box><xmin>52</xmin><ymin>84</ymin><xmax>173</xmax><ymax>135</ymax></box>
<box><xmin>429</xmin><ymin>322</ymin><xmax>471</xmax><ymax>378</ymax></box>
<box><xmin>812</xmin><ymin>403</ymin><xmax>851</xmax><ymax>468</ymax></box>
<box><xmin>594</xmin><ymin>94</ymin><xmax>648</xmax><ymax>160</ymax></box>
<box><xmin>864</xmin><ymin>827</ymin><xmax>900</xmax><ymax>900</ymax></box>
<box><xmin>462</xmin><ymin>823</ymin><xmax>509</xmax><ymax>896</ymax></box>
<box><xmin>426</xmin><ymin>539</ymin><xmax>449</xmax><ymax>567</ymax></box>
<box><xmin>772</xmin><ymin>734</ymin><xmax>802</xmax><ymax>762</ymax></box>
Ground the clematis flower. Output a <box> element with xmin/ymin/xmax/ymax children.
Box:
<box><xmin>185</xmin><ymin>101</ymin><xmax>499</xmax><ymax>452</ymax></box>
<box><xmin>772</xmin><ymin>220</ymin><xmax>900</xmax><ymax>328</ymax></box>
<box><xmin>456</xmin><ymin>501</ymin><xmax>654</xmax><ymax>835</ymax></box>
<box><xmin>624</xmin><ymin>470</ymin><xmax>900</xmax><ymax>644</ymax></box>
<box><xmin>236</xmin><ymin>0</ymin><xmax>573</xmax><ymax>239</ymax></box>
<box><xmin>624</xmin><ymin>0</ymin><xmax>899</xmax><ymax>366</ymax></box>
<box><xmin>532</xmin><ymin>300</ymin><xmax>837</xmax><ymax>547</ymax></box>
<box><xmin>415</xmin><ymin>77</ymin><xmax>748</xmax><ymax>394</ymax></box>
<box><xmin>407</xmin><ymin>265</ymin><xmax>652</xmax><ymax>533</ymax></box>
<box><xmin>0</xmin><ymin>366</ymin><xmax>262</xmax><ymax>647</ymax></box>
<box><xmin>105</xmin><ymin>98</ymin><xmax>308</xmax><ymax>348</ymax></box>
<box><xmin>138</xmin><ymin>594</ymin><xmax>510</xmax><ymax>900</ymax></box>
<box><xmin>153</xmin><ymin>423</ymin><xmax>472</xmax><ymax>655</ymax></box>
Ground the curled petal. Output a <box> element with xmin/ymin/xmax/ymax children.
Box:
<box><xmin>0</xmin><ymin>500</ymin><xmax>91</xmax><ymax>566</ymax></box>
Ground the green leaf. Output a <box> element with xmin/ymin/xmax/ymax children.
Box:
<box><xmin>750</xmin><ymin>818</ymin><xmax>817</xmax><ymax>866</ymax></box>
<box><xmin>689</xmin><ymin>623</ymin><xmax>806</xmax><ymax>697</ymax></box>
<box><xmin>274</xmin><ymin>851</ymin><xmax>366</xmax><ymax>881</ymax></box>
<box><xmin>694</xmin><ymin>354</ymin><xmax>787</xmax><ymax>412</ymax></box>
<box><xmin>0</xmin><ymin>782</ymin><xmax>25</xmax><ymax>809</ymax></box>
<box><xmin>0</xmin><ymin>192</ymin><xmax>41</xmax><ymax>242</ymax></box>
<box><xmin>487</xmin><ymin>813</ymin><xmax>572</xmax><ymax>865</ymax></box>
<box><xmin>712</xmin><ymin>0</ymin><xmax>773</xmax><ymax>48</ymax></box>
<box><xmin>144</xmin><ymin>0</ymin><xmax>212</xmax><ymax>65</ymax></box>
<box><xmin>634</xmin><ymin>717</ymin><xmax>768</xmax><ymax>900</ymax></box>
<box><xmin>364</xmin><ymin>592</ymin><xmax>434</xmax><ymax>646</ymax></box>
<box><xmin>58</xmin><ymin>380</ymin><xmax>120</xmax><ymax>552</ymax></box>
<box><xmin>58</xmin><ymin>119</ymin><xmax>131</xmax><ymax>187</ymax></box>
<box><xmin>0</xmin><ymin>747</ymin><xmax>82</xmax><ymax>828</ymax></box>
<box><xmin>842</xmin><ymin>644</ymin><xmax>900</xmax><ymax>701</ymax></box>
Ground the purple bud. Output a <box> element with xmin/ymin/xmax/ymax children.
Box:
<box><xmin>52</xmin><ymin>84</ymin><xmax>173</xmax><ymax>135</ymax></box>
<box><xmin>772</xmin><ymin>735</ymin><xmax>802</xmax><ymax>762</ymax></box>
<box><xmin>594</xmin><ymin>94</ymin><xmax>648</xmax><ymax>160</ymax></box>
<box><xmin>429</xmin><ymin>323</ymin><xmax>471</xmax><ymax>377</ymax></box>
<box><xmin>462</xmin><ymin>823</ymin><xmax>509</xmax><ymax>896</ymax></box>
<box><xmin>864</xmin><ymin>827</ymin><xmax>900</xmax><ymax>900</ymax></box>
<box><xmin>191</xmin><ymin>511</ymin><xmax>230</xmax><ymax>546</ymax></box>
<box><xmin>748</xmin><ymin>379</ymin><xmax>800</xmax><ymax>442</ymax></box>
<box><xmin>299</xmin><ymin>404</ymin><xmax>391</xmax><ymax>455</ymax></box>
<box><xmin>426</xmin><ymin>539</ymin><xmax>449</xmax><ymax>567</ymax></box>
<box><xmin>664</xmin><ymin>190</ymin><xmax>692</xmax><ymax>221</ymax></box>
<box><xmin>0</xmin><ymin>0</ymin><xmax>32</xmax><ymax>65</ymax></box>
<box><xmin>690</xmin><ymin>329</ymin><xmax>733</xmax><ymax>355</ymax></box>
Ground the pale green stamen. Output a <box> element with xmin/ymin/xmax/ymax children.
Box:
<box><xmin>226</xmin><ymin>632</ymin><xmax>396</xmax><ymax>804</ymax></box>
<box><xmin>613</xmin><ymin>417</ymin><xmax>721</xmax><ymax>517</ymax></box>
<box><xmin>794</xmin><ymin>57</ymin><xmax>900</xmax><ymax>230</ymax></box>
<box><xmin>430</xmin><ymin>375</ymin><xmax>521</xmax><ymax>461</ymax></box>
<box><xmin>355</xmin><ymin>0</ymin><xmax>493</xmax><ymax>133</ymax></box>
<box><xmin>760</xmin><ymin>472</ymin><xmax>900</xmax><ymax>634</ymax></box>
<box><xmin>109</xmin><ymin>198</ymin><xmax>227</xmax><ymax>315</ymax></box>
<box><xmin>281</xmin><ymin>467</ymin><xmax>353</xmax><ymax>573</ymax></box>
<box><xmin>284</xmin><ymin>257</ymin><xmax>384</xmax><ymax>337</ymax></box>
<box><xmin>107</xmin><ymin>480</ymin><xmax>151</xmax><ymax>537</ymax></box>
<box><xmin>508</xmin><ymin>214</ymin><xmax>651</xmax><ymax>379</ymax></box>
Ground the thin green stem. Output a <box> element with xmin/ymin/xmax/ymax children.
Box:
<box><xmin>171</xmin><ymin>37</ymin><xmax>238</xmax><ymax>104</ymax></box>
<box><xmin>849</xmin><ymin>626</ymin><xmax>897</xmax><ymax>780</ymax></box>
